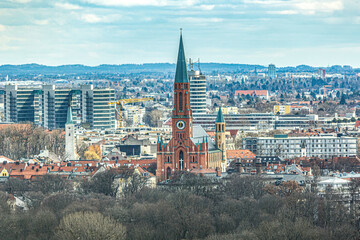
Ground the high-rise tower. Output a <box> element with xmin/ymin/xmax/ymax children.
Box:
<box><xmin>268</xmin><ymin>64</ymin><xmax>276</xmax><ymax>78</ymax></box>
<box><xmin>188</xmin><ymin>63</ymin><xmax>207</xmax><ymax>115</ymax></box>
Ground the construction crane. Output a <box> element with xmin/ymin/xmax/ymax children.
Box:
<box><xmin>108</xmin><ymin>97</ymin><xmax>153</xmax><ymax>128</ymax></box>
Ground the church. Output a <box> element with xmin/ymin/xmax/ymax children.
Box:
<box><xmin>156</xmin><ymin>33</ymin><xmax>226</xmax><ymax>182</ymax></box>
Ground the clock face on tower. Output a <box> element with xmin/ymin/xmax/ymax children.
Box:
<box><xmin>176</xmin><ymin>120</ymin><xmax>186</xmax><ymax>130</ymax></box>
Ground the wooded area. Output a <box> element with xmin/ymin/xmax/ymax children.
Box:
<box><xmin>0</xmin><ymin>171</ymin><xmax>359</xmax><ymax>240</ymax></box>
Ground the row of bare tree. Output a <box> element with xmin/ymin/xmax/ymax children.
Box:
<box><xmin>0</xmin><ymin>170</ymin><xmax>359</xmax><ymax>240</ymax></box>
<box><xmin>0</xmin><ymin>124</ymin><xmax>65</xmax><ymax>160</ymax></box>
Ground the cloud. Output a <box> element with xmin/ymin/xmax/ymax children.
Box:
<box><xmin>247</xmin><ymin>0</ymin><xmax>344</xmax><ymax>15</ymax></box>
<box><xmin>34</xmin><ymin>19</ymin><xmax>49</xmax><ymax>25</ymax></box>
<box><xmin>199</xmin><ymin>4</ymin><xmax>215</xmax><ymax>11</ymax></box>
<box><xmin>267</xmin><ymin>10</ymin><xmax>298</xmax><ymax>15</ymax></box>
<box><xmin>0</xmin><ymin>25</ymin><xmax>6</xmax><ymax>31</ymax></box>
<box><xmin>80</xmin><ymin>13</ymin><xmax>122</xmax><ymax>23</ymax></box>
<box><xmin>83</xmin><ymin>0</ymin><xmax>168</xmax><ymax>7</ymax></box>
<box><xmin>82</xmin><ymin>0</ymin><xmax>199</xmax><ymax>7</ymax></box>
<box><xmin>55</xmin><ymin>2</ymin><xmax>82</xmax><ymax>10</ymax></box>
<box><xmin>294</xmin><ymin>0</ymin><xmax>343</xmax><ymax>15</ymax></box>
<box><xmin>10</xmin><ymin>0</ymin><xmax>32</xmax><ymax>3</ymax></box>
<box><xmin>180</xmin><ymin>17</ymin><xmax>223</xmax><ymax>23</ymax></box>
<box><xmin>81</xmin><ymin>13</ymin><xmax>103</xmax><ymax>23</ymax></box>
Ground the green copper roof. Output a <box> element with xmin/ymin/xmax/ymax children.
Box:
<box><xmin>174</xmin><ymin>32</ymin><xmax>189</xmax><ymax>83</ymax></box>
<box><xmin>66</xmin><ymin>106</ymin><xmax>74</xmax><ymax>125</ymax></box>
<box><xmin>216</xmin><ymin>107</ymin><xmax>225</xmax><ymax>123</ymax></box>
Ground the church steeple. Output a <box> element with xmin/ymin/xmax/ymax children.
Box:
<box><xmin>172</xmin><ymin>29</ymin><xmax>192</xmax><ymax>139</ymax></box>
<box><xmin>174</xmin><ymin>29</ymin><xmax>189</xmax><ymax>84</ymax></box>
<box><xmin>216</xmin><ymin>107</ymin><xmax>225</xmax><ymax>123</ymax></box>
<box><xmin>215</xmin><ymin>107</ymin><xmax>226</xmax><ymax>172</ymax></box>
<box><xmin>65</xmin><ymin>95</ymin><xmax>76</xmax><ymax>160</ymax></box>
<box><xmin>66</xmin><ymin>105</ymin><xmax>74</xmax><ymax>125</ymax></box>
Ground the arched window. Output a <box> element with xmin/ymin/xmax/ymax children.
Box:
<box><xmin>179</xmin><ymin>150</ymin><xmax>184</xmax><ymax>170</ymax></box>
<box><xmin>179</xmin><ymin>92</ymin><xmax>183</xmax><ymax>111</ymax></box>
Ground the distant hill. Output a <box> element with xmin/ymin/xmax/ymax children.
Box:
<box><xmin>0</xmin><ymin>63</ymin><xmax>357</xmax><ymax>75</ymax></box>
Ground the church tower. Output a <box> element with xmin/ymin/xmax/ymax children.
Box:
<box><xmin>172</xmin><ymin>30</ymin><xmax>193</xmax><ymax>140</ymax></box>
<box><xmin>215</xmin><ymin>107</ymin><xmax>227</xmax><ymax>172</ymax></box>
<box><xmin>156</xmin><ymin>31</ymin><xmax>223</xmax><ymax>182</ymax></box>
<box><xmin>65</xmin><ymin>105</ymin><xmax>76</xmax><ymax>160</ymax></box>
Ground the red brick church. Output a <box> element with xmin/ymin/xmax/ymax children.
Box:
<box><xmin>156</xmin><ymin>33</ymin><xmax>226</xmax><ymax>182</ymax></box>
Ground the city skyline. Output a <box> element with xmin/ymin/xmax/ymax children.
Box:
<box><xmin>0</xmin><ymin>0</ymin><xmax>359</xmax><ymax>67</ymax></box>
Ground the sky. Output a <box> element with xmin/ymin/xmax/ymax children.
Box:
<box><xmin>0</xmin><ymin>0</ymin><xmax>359</xmax><ymax>67</ymax></box>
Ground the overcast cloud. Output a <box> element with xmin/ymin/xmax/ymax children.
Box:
<box><xmin>0</xmin><ymin>0</ymin><xmax>359</xmax><ymax>67</ymax></box>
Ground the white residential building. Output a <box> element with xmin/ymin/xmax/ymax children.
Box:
<box><xmin>243</xmin><ymin>134</ymin><xmax>358</xmax><ymax>159</ymax></box>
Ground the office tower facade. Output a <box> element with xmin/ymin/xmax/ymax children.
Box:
<box><xmin>81</xmin><ymin>85</ymin><xmax>116</xmax><ymax>129</ymax></box>
<box><xmin>188</xmin><ymin>70</ymin><xmax>207</xmax><ymax>115</ymax></box>
<box><xmin>4</xmin><ymin>85</ymin><xmax>41</xmax><ymax>125</ymax></box>
<box><xmin>42</xmin><ymin>85</ymin><xmax>81</xmax><ymax>130</ymax></box>
<box><xmin>2</xmin><ymin>84</ymin><xmax>116</xmax><ymax>130</ymax></box>
<box><xmin>317</xmin><ymin>68</ymin><xmax>326</xmax><ymax>78</ymax></box>
<box><xmin>268</xmin><ymin>64</ymin><xmax>276</xmax><ymax>78</ymax></box>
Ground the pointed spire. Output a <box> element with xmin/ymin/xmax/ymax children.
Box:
<box><xmin>66</xmin><ymin>106</ymin><xmax>74</xmax><ymax>125</ymax></box>
<box><xmin>216</xmin><ymin>107</ymin><xmax>225</xmax><ymax>123</ymax></box>
<box><xmin>174</xmin><ymin>29</ymin><xmax>189</xmax><ymax>83</ymax></box>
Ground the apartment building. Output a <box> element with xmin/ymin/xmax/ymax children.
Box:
<box><xmin>243</xmin><ymin>134</ymin><xmax>358</xmax><ymax>159</ymax></box>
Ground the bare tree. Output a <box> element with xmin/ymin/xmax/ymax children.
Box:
<box><xmin>53</xmin><ymin>211</ymin><xmax>126</xmax><ymax>240</ymax></box>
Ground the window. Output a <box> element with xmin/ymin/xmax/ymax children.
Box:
<box><xmin>179</xmin><ymin>150</ymin><xmax>184</xmax><ymax>170</ymax></box>
<box><xmin>179</xmin><ymin>92</ymin><xmax>183</xmax><ymax>111</ymax></box>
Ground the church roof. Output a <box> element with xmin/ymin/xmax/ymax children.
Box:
<box><xmin>191</xmin><ymin>125</ymin><xmax>219</xmax><ymax>151</ymax></box>
<box><xmin>174</xmin><ymin>32</ymin><xmax>189</xmax><ymax>83</ymax></box>
<box><xmin>216</xmin><ymin>107</ymin><xmax>225</xmax><ymax>123</ymax></box>
<box><xmin>66</xmin><ymin>106</ymin><xmax>74</xmax><ymax>124</ymax></box>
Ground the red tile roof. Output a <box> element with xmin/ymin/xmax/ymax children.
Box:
<box><xmin>235</xmin><ymin>90</ymin><xmax>268</xmax><ymax>96</ymax></box>
<box><xmin>0</xmin><ymin>156</ymin><xmax>15</xmax><ymax>162</ymax></box>
<box><xmin>227</xmin><ymin>149</ymin><xmax>255</xmax><ymax>159</ymax></box>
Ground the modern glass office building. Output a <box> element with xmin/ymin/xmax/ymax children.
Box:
<box><xmin>2</xmin><ymin>84</ymin><xmax>115</xmax><ymax>130</ymax></box>
<box><xmin>188</xmin><ymin>70</ymin><xmax>207</xmax><ymax>115</ymax></box>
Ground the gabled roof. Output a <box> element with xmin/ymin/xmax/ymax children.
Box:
<box><xmin>174</xmin><ymin>32</ymin><xmax>189</xmax><ymax>83</ymax></box>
